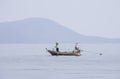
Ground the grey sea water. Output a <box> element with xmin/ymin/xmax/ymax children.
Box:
<box><xmin>0</xmin><ymin>44</ymin><xmax>120</xmax><ymax>79</ymax></box>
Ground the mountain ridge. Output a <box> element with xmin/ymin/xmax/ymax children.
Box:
<box><xmin>0</xmin><ymin>18</ymin><xmax>120</xmax><ymax>43</ymax></box>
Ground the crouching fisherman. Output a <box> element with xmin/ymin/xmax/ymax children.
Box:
<box><xmin>74</xmin><ymin>43</ymin><xmax>80</xmax><ymax>53</ymax></box>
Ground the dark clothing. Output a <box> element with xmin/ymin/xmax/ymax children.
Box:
<box><xmin>56</xmin><ymin>48</ymin><xmax>59</xmax><ymax>52</ymax></box>
<box><xmin>75</xmin><ymin>46</ymin><xmax>78</xmax><ymax>50</ymax></box>
<box><xmin>74</xmin><ymin>43</ymin><xmax>80</xmax><ymax>52</ymax></box>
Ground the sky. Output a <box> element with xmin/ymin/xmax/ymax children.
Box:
<box><xmin>0</xmin><ymin>0</ymin><xmax>120</xmax><ymax>38</ymax></box>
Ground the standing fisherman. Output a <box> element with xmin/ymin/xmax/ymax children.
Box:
<box><xmin>55</xmin><ymin>42</ymin><xmax>59</xmax><ymax>52</ymax></box>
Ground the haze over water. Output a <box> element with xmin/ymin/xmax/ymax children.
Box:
<box><xmin>0</xmin><ymin>44</ymin><xmax>120</xmax><ymax>79</ymax></box>
<box><xmin>1</xmin><ymin>0</ymin><xmax>120</xmax><ymax>79</ymax></box>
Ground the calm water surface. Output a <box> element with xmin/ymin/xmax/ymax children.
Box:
<box><xmin>0</xmin><ymin>44</ymin><xmax>120</xmax><ymax>79</ymax></box>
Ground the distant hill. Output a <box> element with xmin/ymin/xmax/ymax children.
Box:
<box><xmin>0</xmin><ymin>18</ymin><xmax>120</xmax><ymax>43</ymax></box>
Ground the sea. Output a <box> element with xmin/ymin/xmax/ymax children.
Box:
<box><xmin>0</xmin><ymin>43</ymin><xmax>120</xmax><ymax>79</ymax></box>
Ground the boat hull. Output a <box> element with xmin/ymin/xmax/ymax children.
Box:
<box><xmin>47</xmin><ymin>49</ymin><xmax>81</xmax><ymax>56</ymax></box>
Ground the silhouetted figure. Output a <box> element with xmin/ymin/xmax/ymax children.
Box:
<box><xmin>55</xmin><ymin>42</ymin><xmax>59</xmax><ymax>52</ymax></box>
<box><xmin>74</xmin><ymin>43</ymin><xmax>80</xmax><ymax>52</ymax></box>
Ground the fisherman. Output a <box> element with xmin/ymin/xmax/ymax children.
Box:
<box><xmin>55</xmin><ymin>42</ymin><xmax>59</xmax><ymax>52</ymax></box>
<box><xmin>74</xmin><ymin>43</ymin><xmax>80</xmax><ymax>52</ymax></box>
<box><xmin>75</xmin><ymin>43</ymin><xmax>78</xmax><ymax>50</ymax></box>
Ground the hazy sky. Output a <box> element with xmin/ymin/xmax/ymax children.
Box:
<box><xmin>0</xmin><ymin>0</ymin><xmax>120</xmax><ymax>38</ymax></box>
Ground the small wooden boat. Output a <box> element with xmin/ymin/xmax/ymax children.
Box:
<box><xmin>46</xmin><ymin>48</ymin><xmax>81</xmax><ymax>56</ymax></box>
